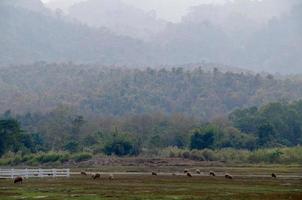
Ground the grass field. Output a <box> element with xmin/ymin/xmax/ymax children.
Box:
<box><xmin>0</xmin><ymin>167</ymin><xmax>301</xmax><ymax>200</ymax></box>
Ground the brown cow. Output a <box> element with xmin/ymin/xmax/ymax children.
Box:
<box><xmin>14</xmin><ymin>176</ymin><xmax>23</xmax><ymax>184</ymax></box>
<box><xmin>109</xmin><ymin>174</ymin><xmax>114</xmax><ymax>180</ymax></box>
<box><xmin>81</xmin><ymin>171</ymin><xmax>87</xmax><ymax>176</ymax></box>
<box><xmin>187</xmin><ymin>172</ymin><xmax>192</xmax><ymax>177</ymax></box>
<box><xmin>209</xmin><ymin>171</ymin><xmax>216</xmax><ymax>176</ymax></box>
<box><xmin>225</xmin><ymin>173</ymin><xmax>233</xmax><ymax>179</ymax></box>
<box><xmin>152</xmin><ymin>172</ymin><xmax>157</xmax><ymax>176</ymax></box>
<box><xmin>92</xmin><ymin>173</ymin><xmax>101</xmax><ymax>180</ymax></box>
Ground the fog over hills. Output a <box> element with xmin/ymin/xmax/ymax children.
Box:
<box><xmin>1</xmin><ymin>0</ymin><xmax>49</xmax><ymax>13</ymax></box>
<box><xmin>1</xmin><ymin>0</ymin><xmax>302</xmax><ymax>159</ymax></box>
<box><xmin>68</xmin><ymin>0</ymin><xmax>167</xmax><ymax>40</ymax></box>
<box><xmin>1</xmin><ymin>0</ymin><xmax>301</xmax><ymax>74</ymax></box>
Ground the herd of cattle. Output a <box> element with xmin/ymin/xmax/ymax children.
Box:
<box><xmin>151</xmin><ymin>169</ymin><xmax>277</xmax><ymax>180</ymax></box>
<box><xmin>12</xmin><ymin>169</ymin><xmax>278</xmax><ymax>184</ymax></box>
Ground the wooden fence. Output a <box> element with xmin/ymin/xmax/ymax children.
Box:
<box><xmin>0</xmin><ymin>168</ymin><xmax>70</xmax><ymax>179</ymax></box>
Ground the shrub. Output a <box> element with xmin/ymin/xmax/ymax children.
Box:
<box><xmin>34</xmin><ymin>152</ymin><xmax>70</xmax><ymax>163</ymax></box>
<box><xmin>182</xmin><ymin>151</ymin><xmax>190</xmax><ymax>159</ymax></box>
<box><xmin>201</xmin><ymin>149</ymin><xmax>217</xmax><ymax>161</ymax></box>
<box><xmin>104</xmin><ymin>137</ymin><xmax>139</xmax><ymax>156</ymax></box>
<box><xmin>190</xmin><ymin>150</ymin><xmax>205</xmax><ymax>161</ymax></box>
<box><xmin>64</xmin><ymin>141</ymin><xmax>80</xmax><ymax>153</ymax></box>
<box><xmin>0</xmin><ymin>158</ymin><xmax>12</xmax><ymax>165</ymax></box>
<box><xmin>71</xmin><ymin>152</ymin><xmax>93</xmax><ymax>162</ymax></box>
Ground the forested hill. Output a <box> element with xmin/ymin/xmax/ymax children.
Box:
<box><xmin>2</xmin><ymin>63</ymin><xmax>302</xmax><ymax>119</ymax></box>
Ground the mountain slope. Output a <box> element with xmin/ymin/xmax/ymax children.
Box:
<box><xmin>68</xmin><ymin>0</ymin><xmax>167</xmax><ymax>40</ymax></box>
<box><xmin>1</xmin><ymin>0</ymin><xmax>301</xmax><ymax>73</ymax></box>
<box><xmin>0</xmin><ymin>3</ymin><xmax>151</xmax><ymax>65</ymax></box>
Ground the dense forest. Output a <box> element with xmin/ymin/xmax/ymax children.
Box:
<box><xmin>2</xmin><ymin>63</ymin><xmax>302</xmax><ymax>119</ymax></box>
<box><xmin>1</xmin><ymin>100</ymin><xmax>302</xmax><ymax>163</ymax></box>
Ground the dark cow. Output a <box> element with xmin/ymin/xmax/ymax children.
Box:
<box><xmin>92</xmin><ymin>173</ymin><xmax>101</xmax><ymax>180</ymax></box>
<box><xmin>152</xmin><ymin>172</ymin><xmax>157</xmax><ymax>176</ymax></box>
<box><xmin>209</xmin><ymin>171</ymin><xmax>216</xmax><ymax>176</ymax></box>
<box><xmin>14</xmin><ymin>176</ymin><xmax>23</xmax><ymax>184</ymax></box>
<box><xmin>225</xmin><ymin>173</ymin><xmax>233</xmax><ymax>179</ymax></box>
<box><xmin>81</xmin><ymin>171</ymin><xmax>87</xmax><ymax>176</ymax></box>
<box><xmin>187</xmin><ymin>172</ymin><xmax>192</xmax><ymax>177</ymax></box>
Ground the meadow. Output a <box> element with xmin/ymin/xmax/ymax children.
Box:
<box><xmin>0</xmin><ymin>166</ymin><xmax>301</xmax><ymax>200</ymax></box>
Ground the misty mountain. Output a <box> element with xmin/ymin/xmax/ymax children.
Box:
<box><xmin>152</xmin><ymin>22</ymin><xmax>235</xmax><ymax>65</ymax></box>
<box><xmin>68</xmin><ymin>0</ymin><xmax>167</xmax><ymax>40</ymax></box>
<box><xmin>152</xmin><ymin>0</ymin><xmax>302</xmax><ymax>73</ymax></box>
<box><xmin>0</xmin><ymin>0</ymin><xmax>49</xmax><ymax>14</ymax></box>
<box><xmin>183</xmin><ymin>0</ymin><xmax>299</xmax><ymax>27</ymax></box>
<box><xmin>245</xmin><ymin>3</ymin><xmax>302</xmax><ymax>74</ymax></box>
<box><xmin>1</xmin><ymin>0</ymin><xmax>301</xmax><ymax>73</ymax></box>
<box><xmin>0</xmin><ymin>3</ymin><xmax>151</xmax><ymax>65</ymax></box>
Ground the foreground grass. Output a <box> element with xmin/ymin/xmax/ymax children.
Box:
<box><xmin>0</xmin><ymin>173</ymin><xmax>301</xmax><ymax>200</ymax></box>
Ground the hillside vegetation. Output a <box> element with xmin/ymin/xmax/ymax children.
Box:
<box><xmin>1</xmin><ymin>75</ymin><xmax>302</xmax><ymax>164</ymax></box>
<box><xmin>1</xmin><ymin>63</ymin><xmax>302</xmax><ymax>118</ymax></box>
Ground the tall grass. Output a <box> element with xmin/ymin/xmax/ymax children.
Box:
<box><xmin>0</xmin><ymin>151</ymin><xmax>93</xmax><ymax>166</ymax></box>
<box><xmin>0</xmin><ymin>147</ymin><xmax>301</xmax><ymax>166</ymax></box>
<box><xmin>162</xmin><ymin>146</ymin><xmax>302</xmax><ymax>164</ymax></box>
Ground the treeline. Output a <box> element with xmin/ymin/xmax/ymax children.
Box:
<box><xmin>2</xmin><ymin>63</ymin><xmax>302</xmax><ymax>119</ymax></box>
<box><xmin>1</xmin><ymin>101</ymin><xmax>302</xmax><ymax>160</ymax></box>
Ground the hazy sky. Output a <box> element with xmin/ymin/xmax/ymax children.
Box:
<box><xmin>41</xmin><ymin>0</ymin><xmax>227</xmax><ymax>22</ymax></box>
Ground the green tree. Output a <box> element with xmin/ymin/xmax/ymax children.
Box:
<box><xmin>64</xmin><ymin>140</ymin><xmax>80</xmax><ymax>153</ymax></box>
<box><xmin>190</xmin><ymin>126</ymin><xmax>218</xmax><ymax>150</ymax></box>
<box><xmin>71</xmin><ymin>115</ymin><xmax>85</xmax><ymax>140</ymax></box>
<box><xmin>0</xmin><ymin>119</ymin><xmax>22</xmax><ymax>156</ymax></box>
<box><xmin>257</xmin><ymin>122</ymin><xmax>276</xmax><ymax>147</ymax></box>
<box><xmin>104</xmin><ymin>132</ymin><xmax>140</xmax><ymax>156</ymax></box>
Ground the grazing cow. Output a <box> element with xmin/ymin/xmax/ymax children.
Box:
<box><xmin>196</xmin><ymin>169</ymin><xmax>201</xmax><ymax>174</ymax></box>
<box><xmin>92</xmin><ymin>173</ymin><xmax>101</xmax><ymax>180</ymax></box>
<box><xmin>184</xmin><ymin>169</ymin><xmax>189</xmax><ymax>173</ymax></box>
<box><xmin>209</xmin><ymin>171</ymin><xmax>216</xmax><ymax>176</ymax></box>
<box><xmin>109</xmin><ymin>174</ymin><xmax>114</xmax><ymax>180</ymax></box>
<box><xmin>81</xmin><ymin>171</ymin><xmax>87</xmax><ymax>176</ymax></box>
<box><xmin>14</xmin><ymin>176</ymin><xmax>23</xmax><ymax>184</ymax></box>
<box><xmin>152</xmin><ymin>172</ymin><xmax>157</xmax><ymax>176</ymax></box>
<box><xmin>272</xmin><ymin>173</ymin><xmax>277</xmax><ymax>178</ymax></box>
<box><xmin>225</xmin><ymin>173</ymin><xmax>233</xmax><ymax>179</ymax></box>
<box><xmin>187</xmin><ymin>172</ymin><xmax>192</xmax><ymax>177</ymax></box>
<box><xmin>172</xmin><ymin>173</ymin><xmax>177</xmax><ymax>176</ymax></box>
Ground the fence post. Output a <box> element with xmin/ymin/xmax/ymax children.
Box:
<box><xmin>52</xmin><ymin>169</ymin><xmax>56</xmax><ymax>177</ymax></box>
<box><xmin>11</xmin><ymin>169</ymin><xmax>14</xmax><ymax>179</ymax></box>
<box><xmin>38</xmin><ymin>168</ymin><xmax>42</xmax><ymax>177</ymax></box>
<box><xmin>25</xmin><ymin>168</ymin><xmax>29</xmax><ymax>178</ymax></box>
